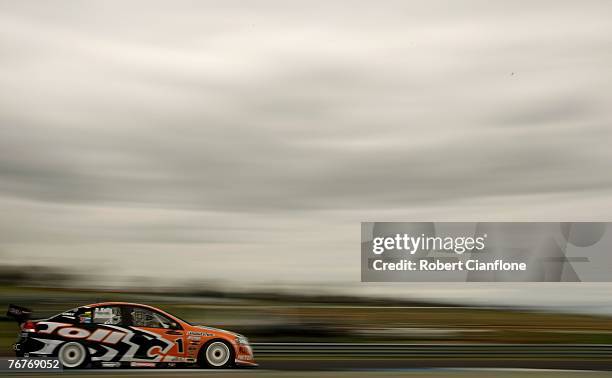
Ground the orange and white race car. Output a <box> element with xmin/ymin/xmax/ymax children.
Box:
<box><xmin>8</xmin><ymin>302</ymin><xmax>257</xmax><ymax>369</ymax></box>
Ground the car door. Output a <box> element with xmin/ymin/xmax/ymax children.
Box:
<box><xmin>126</xmin><ymin>306</ymin><xmax>186</xmax><ymax>363</ymax></box>
<box><xmin>74</xmin><ymin>305</ymin><xmax>128</xmax><ymax>362</ymax></box>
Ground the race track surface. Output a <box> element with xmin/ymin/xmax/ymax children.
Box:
<box><xmin>3</xmin><ymin>368</ymin><xmax>612</xmax><ymax>378</ymax></box>
<box><xmin>3</xmin><ymin>359</ymin><xmax>612</xmax><ymax>378</ymax></box>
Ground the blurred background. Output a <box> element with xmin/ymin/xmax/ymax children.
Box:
<box><xmin>1</xmin><ymin>0</ymin><xmax>612</xmax><ymax>373</ymax></box>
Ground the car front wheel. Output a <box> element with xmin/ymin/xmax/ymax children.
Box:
<box><xmin>201</xmin><ymin>340</ymin><xmax>233</xmax><ymax>368</ymax></box>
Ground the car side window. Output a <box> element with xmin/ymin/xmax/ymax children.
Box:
<box><xmin>78</xmin><ymin>306</ymin><xmax>122</xmax><ymax>325</ymax></box>
<box><xmin>129</xmin><ymin>307</ymin><xmax>178</xmax><ymax>329</ymax></box>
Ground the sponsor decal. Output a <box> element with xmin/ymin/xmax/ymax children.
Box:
<box><xmin>88</xmin><ymin>329</ymin><xmax>111</xmax><ymax>342</ymax></box>
<box><xmin>188</xmin><ymin>331</ymin><xmax>212</xmax><ymax>337</ymax></box>
<box><xmin>130</xmin><ymin>362</ymin><xmax>156</xmax><ymax>367</ymax></box>
<box><xmin>37</xmin><ymin>322</ymin><xmax>72</xmax><ymax>334</ymax></box>
<box><xmin>28</xmin><ymin>323</ymin><xmax>173</xmax><ymax>363</ymax></box>
<box><xmin>57</xmin><ymin>327</ymin><xmax>91</xmax><ymax>338</ymax></box>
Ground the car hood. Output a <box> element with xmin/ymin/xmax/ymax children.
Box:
<box><xmin>192</xmin><ymin>325</ymin><xmax>242</xmax><ymax>338</ymax></box>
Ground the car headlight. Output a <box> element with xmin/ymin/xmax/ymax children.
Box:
<box><xmin>236</xmin><ymin>336</ymin><xmax>249</xmax><ymax>345</ymax></box>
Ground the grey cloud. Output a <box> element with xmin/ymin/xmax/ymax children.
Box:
<box><xmin>0</xmin><ymin>0</ymin><xmax>612</xmax><ymax>296</ymax></box>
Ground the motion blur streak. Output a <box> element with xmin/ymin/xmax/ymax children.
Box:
<box><xmin>0</xmin><ymin>0</ymin><xmax>612</xmax><ymax>307</ymax></box>
<box><xmin>2</xmin><ymin>286</ymin><xmax>612</xmax><ymax>371</ymax></box>
<box><xmin>1</xmin><ymin>0</ymin><xmax>612</xmax><ymax>375</ymax></box>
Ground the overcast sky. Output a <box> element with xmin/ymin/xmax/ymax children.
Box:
<box><xmin>1</xmin><ymin>1</ymin><xmax>612</xmax><ymax>308</ymax></box>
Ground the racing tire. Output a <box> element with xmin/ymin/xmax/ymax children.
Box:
<box><xmin>57</xmin><ymin>342</ymin><xmax>89</xmax><ymax>369</ymax></box>
<box><xmin>199</xmin><ymin>340</ymin><xmax>234</xmax><ymax>368</ymax></box>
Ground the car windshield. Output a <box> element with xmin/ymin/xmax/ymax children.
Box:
<box><xmin>129</xmin><ymin>306</ymin><xmax>187</xmax><ymax>329</ymax></box>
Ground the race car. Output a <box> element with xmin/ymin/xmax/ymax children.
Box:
<box><xmin>7</xmin><ymin>302</ymin><xmax>257</xmax><ymax>369</ymax></box>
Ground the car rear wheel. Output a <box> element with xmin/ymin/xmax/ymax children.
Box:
<box><xmin>58</xmin><ymin>342</ymin><xmax>88</xmax><ymax>368</ymax></box>
<box><xmin>201</xmin><ymin>341</ymin><xmax>233</xmax><ymax>368</ymax></box>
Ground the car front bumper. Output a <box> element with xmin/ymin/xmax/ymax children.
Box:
<box><xmin>235</xmin><ymin>343</ymin><xmax>257</xmax><ymax>367</ymax></box>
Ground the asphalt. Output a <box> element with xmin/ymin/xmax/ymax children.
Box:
<box><xmin>3</xmin><ymin>367</ymin><xmax>612</xmax><ymax>378</ymax></box>
<box><xmin>3</xmin><ymin>358</ymin><xmax>612</xmax><ymax>376</ymax></box>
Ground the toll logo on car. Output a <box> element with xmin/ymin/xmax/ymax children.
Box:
<box><xmin>33</xmin><ymin>322</ymin><xmax>174</xmax><ymax>362</ymax></box>
<box><xmin>37</xmin><ymin>323</ymin><xmax>127</xmax><ymax>344</ymax></box>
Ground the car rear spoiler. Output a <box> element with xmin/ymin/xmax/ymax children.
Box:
<box><xmin>6</xmin><ymin>304</ymin><xmax>32</xmax><ymax>324</ymax></box>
